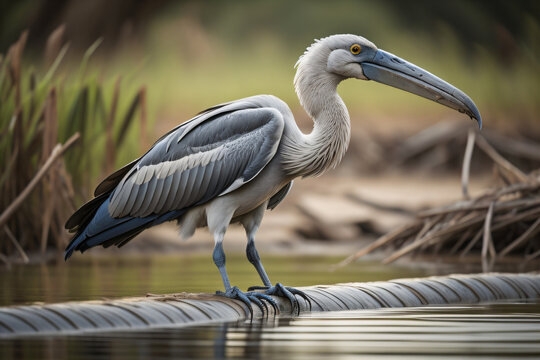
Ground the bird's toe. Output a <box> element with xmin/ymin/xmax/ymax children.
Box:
<box><xmin>216</xmin><ymin>286</ymin><xmax>254</xmax><ymax>320</ymax></box>
<box><xmin>246</xmin><ymin>291</ymin><xmax>279</xmax><ymax>316</ymax></box>
<box><xmin>248</xmin><ymin>283</ymin><xmax>311</xmax><ymax>315</ymax></box>
<box><xmin>216</xmin><ymin>286</ymin><xmax>277</xmax><ymax>320</ymax></box>
<box><xmin>282</xmin><ymin>285</ymin><xmax>312</xmax><ymax>312</ymax></box>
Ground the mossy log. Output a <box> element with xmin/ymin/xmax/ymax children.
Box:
<box><xmin>1</xmin><ymin>273</ymin><xmax>539</xmax><ymax>337</ymax></box>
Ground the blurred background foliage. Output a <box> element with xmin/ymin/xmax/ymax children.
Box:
<box><xmin>1</xmin><ymin>0</ymin><xmax>539</xmax><ymax>122</ymax></box>
<box><xmin>0</xmin><ymin>0</ymin><xmax>539</xmax><ymax>257</ymax></box>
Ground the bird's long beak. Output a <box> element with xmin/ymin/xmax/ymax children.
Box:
<box><xmin>361</xmin><ymin>49</ymin><xmax>481</xmax><ymax>128</ymax></box>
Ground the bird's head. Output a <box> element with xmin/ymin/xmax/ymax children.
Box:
<box><xmin>295</xmin><ymin>34</ymin><xmax>481</xmax><ymax>128</ymax></box>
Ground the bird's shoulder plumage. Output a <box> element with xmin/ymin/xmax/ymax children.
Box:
<box><xmin>106</xmin><ymin>97</ymin><xmax>286</xmax><ymax>219</ymax></box>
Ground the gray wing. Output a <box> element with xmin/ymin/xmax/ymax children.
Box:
<box><xmin>108</xmin><ymin>105</ymin><xmax>285</xmax><ymax>218</ymax></box>
<box><xmin>267</xmin><ymin>181</ymin><xmax>293</xmax><ymax>210</ymax></box>
<box><xmin>94</xmin><ymin>98</ymin><xmax>250</xmax><ymax>197</ymax></box>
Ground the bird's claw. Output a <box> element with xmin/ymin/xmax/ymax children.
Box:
<box><xmin>248</xmin><ymin>283</ymin><xmax>312</xmax><ymax>315</ymax></box>
<box><xmin>216</xmin><ymin>286</ymin><xmax>278</xmax><ymax>320</ymax></box>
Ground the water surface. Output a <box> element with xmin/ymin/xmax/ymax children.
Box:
<box><xmin>1</xmin><ymin>255</ymin><xmax>538</xmax><ymax>359</ymax></box>
<box><xmin>0</xmin><ymin>254</ymin><xmax>427</xmax><ymax>306</ymax></box>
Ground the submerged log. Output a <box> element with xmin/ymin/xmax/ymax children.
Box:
<box><xmin>0</xmin><ymin>273</ymin><xmax>538</xmax><ymax>337</ymax></box>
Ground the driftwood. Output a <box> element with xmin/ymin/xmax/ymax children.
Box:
<box><xmin>0</xmin><ymin>273</ymin><xmax>538</xmax><ymax>338</ymax></box>
<box><xmin>341</xmin><ymin>130</ymin><xmax>540</xmax><ymax>269</ymax></box>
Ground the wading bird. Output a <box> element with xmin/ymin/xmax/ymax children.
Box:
<box><xmin>65</xmin><ymin>34</ymin><xmax>481</xmax><ymax>315</ymax></box>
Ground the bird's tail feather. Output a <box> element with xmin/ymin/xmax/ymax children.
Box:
<box><xmin>64</xmin><ymin>198</ymin><xmax>184</xmax><ymax>260</ymax></box>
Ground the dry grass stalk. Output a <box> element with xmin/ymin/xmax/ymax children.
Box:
<box><xmin>139</xmin><ymin>87</ymin><xmax>147</xmax><ymax>151</ymax></box>
<box><xmin>116</xmin><ymin>86</ymin><xmax>144</xmax><ymax>149</ymax></box>
<box><xmin>0</xmin><ymin>133</ymin><xmax>80</xmax><ymax>230</ymax></box>
<box><xmin>8</xmin><ymin>31</ymin><xmax>28</xmax><ymax>110</ymax></box>
<box><xmin>105</xmin><ymin>77</ymin><xmax>121</xmax><ymax>174</ymax></box>
<box><xmin>4</xmin><ymin>226</ymin><xmax>28</xmax><ymax>263</ymax></box>
<box><xmin>40</xmin><ymin>88</ymin><xmax>59</xmax><ymax>253</ymax></box>
<box><xmin>45</xmin><ymin>25</ymin><xmax>66</xmax><ymax>68</ymax></box>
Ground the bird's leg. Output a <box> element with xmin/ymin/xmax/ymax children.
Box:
<box><xmin>246</xmin><ymin>237</ymin><xmax>272</xmax><ymax>287</ymax></box>
<box><xmin>212</xmin><ymin>239</ymin><xmax>231</xmax><ymax>291</ymax></box>
<box><xmin>244</xmin><ymin>226</ymin><xmax>312</xmax><ymax>315</ymax></box>
<box><xmin>212</xmin><ymin>228</ymin><xmax>276</xmax><ymax>319</ymax></box>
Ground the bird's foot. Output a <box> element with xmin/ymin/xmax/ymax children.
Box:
<box><xmin>248</xmin><ymin>283</ymin><xmax>312</xmax><ymax>315</ymax></box>
<box><xmin>216</xmin><ymin>286</ymin><xmax>278</xmax><ymax>320</ymax></box>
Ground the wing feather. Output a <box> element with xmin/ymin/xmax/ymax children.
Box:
<box><xmin>189</xmin><ymin>165</ymin><xmax>208</xmax><ymax>204</ymax></box>
<box><xmin>130</xmin><ymin>181</ymin><xmax>149</xmax><ymax>215</ymax></box>
<box><xmin>94</xmin><ymin>159</ymin><xmax>138</xmax><ymax>197</ymax></box>
<box><xmin>154</xmin><ymin>175</ymin><xmax>174</xmax><ymax>213</ymax></box>
<box><xmin>172</xmin><ymin>168</ymin><xmax>190</xmax><ymax>209</ymax></box>
<box><xmin>134</xmin><ymin>166</ymin><xmax>146</xmax><ymax>185</ymax></box>
<box><xmin>205</xmin><ymin>160</ymin><xmax>223</xmax><ymax>199</ymax></box>
<box><xmin>198</xmin><ymin>161</ymin><xmax>214</xmax><ymax>196</ymax></box>
<box><xmin>181</xmin><ymin>167</ymin><xmax>199</xmax><ymax>208</ymax></box>
<box><xmin>137</xmin><ymin>174</ymin><xmax>159</xmax><ymax>217</ymax></box>
<box><xmin>145</xmin><ymin>177</ymin><xmax>165</xmax><ymax>216</ymax></box>
<box><xmin>109</xmin><ymin>174</ymin><xmax>134</xmax><ymax>216</ymax></box>
<box><xmin>163</xmin><ymin>170</ymin><xmax>182</xmax><ymax>211</ymax></box>
<box><xmin>120</xmin><ymin>178</ymin><xmax>139</xmax><ymax>216</ymax></box>
<box><xmin>142</xmin><ymin>166</ymin><xmax>154</xmax><ymax>184</ymax></box>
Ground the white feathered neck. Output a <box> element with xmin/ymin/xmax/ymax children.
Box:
<box><xmin>282</xmin><ymin>38</ymin><xmax>351</xmax><ymax>178</ymax></box>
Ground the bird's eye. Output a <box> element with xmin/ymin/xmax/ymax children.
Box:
<box><xmin>350</xmin><ymin>44</ymin><xmax>362</xmax><ymax>55</ymax></box>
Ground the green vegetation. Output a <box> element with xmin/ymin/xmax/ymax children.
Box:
<box><xmin>0</xmin><ymin>29</ymin><xmax>146</xmax><ymax>259</ymax></box>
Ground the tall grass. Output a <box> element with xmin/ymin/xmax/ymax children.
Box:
<box><xmin>0</xmin><ymin>28</ymin><xmax>147</xmax><ymax>263</ymax></box>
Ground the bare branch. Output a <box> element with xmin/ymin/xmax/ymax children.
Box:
<box><xmin>475</xmin><ymin>134</ymin><xmax>529</xmax><ymax>183</ymax></box>
<box><xmin>481</xmin><ymin>202</ymin><xmax>495</xmax><ymax>268</ymax></box>
<box><xmin>499</xmin><ymin>218</ymin><xmax>540</xmax><ymax>257</ymax></box>
<box><xmin>461</xmin><ymin>128</ymin><xmax>476</xmax><ymax>199</ymax></box>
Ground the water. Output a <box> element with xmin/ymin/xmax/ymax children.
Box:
<box><xmin>1</xmin><ymin>255</ymin><xmax>539</xmax><ymax>359</ymax></box>
<box><xmin>0</xmin><ymin>254</ymin><xmax>428</xmax><ymax>306</ymax></box>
